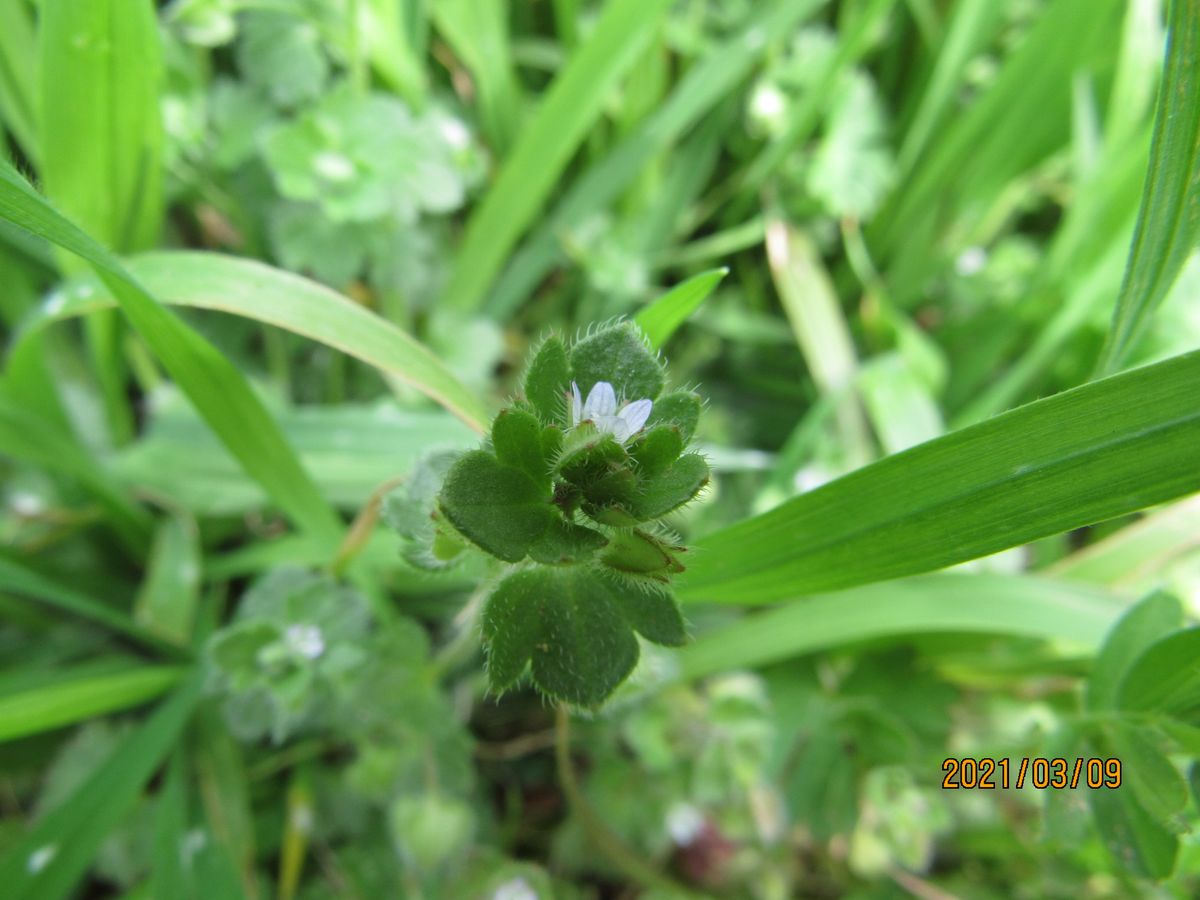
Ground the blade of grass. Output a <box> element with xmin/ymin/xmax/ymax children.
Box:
<box><xmin>767</xmin><ymin>219</ymin><xmax>873</xmax><ymax>470</ymax></box>
<box><xmin>16</xmin><ymin>251</ymin><xmax>490</xmax><ymax>433</ymax></box>
<box><xmin>1096</xmin><ymin>0</ymin><xmax>1200</xmax><ymax>374</ymax></box>
<box><xmin>0</xmin><ymin>664</ymin><xmax>185</xmax><ymax>742</ymax></box>
<box><xmin>857</xmin><ymin>353</ymin><xmax>944</xmax><ymax>454</ymax></box>
<box><xmin>0</xmin><ymin>555</ymin><xmax>185</xmax><ymax>657</ymax></box>
<box><xmin>675</xmin><ymin>574</ymin><xmax>1127</xmax><ymax>682</ymax></box>
<box><xmin>485</xmin><ymin>0</ymin><xmax>824</xmax><ymax>319</ymax></box>
<box><xmin>681</xmin><ymin>350</ymin><xmax>1200</xmax><ymax>603</ymax></box>
<box><xmin>634</xmin><ymin>268</ymin><xmax>727</xmax><ymax>349</ymax></box>
<box><xmin>652</xmin><ymin>217</ymin><xmax>765</xmax><ymax>270</ymax></box>
<box><xmin>150</xmin><ymin>750</ymin><xmax>189</xmax><ymax>900</ymax></box>
<box><xmin>0</xmin><ymin>669</ymin><xmax>202</xmax><ymax>900</ymax></box>
<box><xmin>39</xmin><ymin>0</ymin><xmax>163</xmax><ymax>251</ymax></box>
<box><xmin>440</xmin><ymin>0</ymin><xmax>676</xmax><ymax>312</ymax></box>
<box><xmin>0</xmin><ymin>159</ymin><xmax>344</xmax><ymax>544</ymax></box>
<box><xmin>362</xmin><ymin>0</ymin><xmax>429</xmax><ymax>107</ymax></box>
<box><xmin>0</xmin><ymin>0</ymin><xmax>38</xmax><ymax>164</ymax></box>
<box><xmin>40</xmin><ymin>0</ymin><xmax>165</xmax><ymax>447</ymax></box>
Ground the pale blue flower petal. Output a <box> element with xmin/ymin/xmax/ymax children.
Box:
<box><xmin>617</xmin><ymin>399</ymin><xmax>652</xmax><ymax>435</ymax></box>
<box><xmin>584</xmin><ymin>381</ymin><xmax>617</xmax><ymax>418</ymax></box>
<box><xmin>570</xmin><ymin>381</ymin><xmax>582</xmax><ymax>427</ymax></box>
<box><xmin>607</xmin><ymin>416</ymin><xmax>633</xmax><ymax>443</ymax></box>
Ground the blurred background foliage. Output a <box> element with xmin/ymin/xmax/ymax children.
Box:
<box><xmin>0</xmin><ymin>0</ymin><xmax>1199</xmax><ymax>897</ymax></box>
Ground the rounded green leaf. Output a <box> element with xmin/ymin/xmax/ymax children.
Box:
<box><xmin>481</xmin><ymin>574</ymin><xmax>543</xmax><ymax>693</ymax></box>
<box><xmin>481</xmin><ymin>568</ymin><xmax>641</xmax><ymax>707</ymax></box>
<box><xmin>628</xmin><ymin>424</ymin><xmax>684</xmax><ymax>477</ymax></box>
<box><xmin>523</xmin><ymin>336</ymin><xmax>572</xmax><ymax>423</ymax></box>
<box><xmin>492</xmin><ymin>408</ymin><xmax>550</xmax><ymax>489</ymax></box>
<box><xmin>646</xmin><ymin>391</ymin><xmax>701</xmax><ymax>444</ymax></box>
<box><xmin>569</xmin><ymin>321</ymin><xmax>665</xmax><ymax>401</ymax></box>
<box><xmin>630</xmin><ymin>453</ymin><xmax>710</xmax><ymax>520</ymax></box>
<box><xmin>529</xmin><ymin>520</ymin><xmax>609</xmax><ymax>565</ymax></box>
<box><xmin>1117</xmin><ymin>628</ymin><xmax>1200</xmax><ymax>721</ymax></box>
<box><xmin>533</xmin><ymin>569</ymin><xmax>639</xmax><ymax>707</ymax></box>
<box><xmin>605</xmin><ymin>576</ymin><xmax>686</xmax><ymax>647</ymax></box>
<box><xmin>438</xmin><ymin>450</ymin><xmax>554</xmax><ymax>562</ymax></box>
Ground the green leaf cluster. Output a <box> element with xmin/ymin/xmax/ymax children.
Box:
<box><xmin>1073</xmin><ymin>592</ymin><xmax>1200</xmax><ymax>879</ymax></box>
<box><xmin>205</xmin><ymin>567</ymin><xmax>373</xmax><ymax>743</ymax></box>
<box><xmin>429</xmin><ymin>321</ymin><xmax>709</xmax><ymax>706</ymax></box>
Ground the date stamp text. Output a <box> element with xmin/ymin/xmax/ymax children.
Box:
<box><xmin>941</xmin><ymin>757</ymin><xmax>1122</xmax><ymax>790</ymax></box>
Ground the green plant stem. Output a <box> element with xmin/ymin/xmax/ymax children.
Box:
<box><xmin>554</xmin><ymin>705</ymin><xmax>696</xmax><ymax>896</ymax></box>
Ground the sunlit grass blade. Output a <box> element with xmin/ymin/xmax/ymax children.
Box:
<box><xmin>362</xmin><ymin>0</ymin><xmax>429</xmax><ymax>107</ymax></box>
<box><xmin>767</xmin><ymin>220</ymin><xmax>872</xmax><ymax>469</ymax></box>
<box><xmin>440</xmin><ymin>0</ymin><xmax>675</xmax><ymax>312</ymax></box>
<box><xmin>675</xmin><ymin>574</ymin><xmax>1127</xmax><ymax>681</ymax></box>
<box><xmin>0</xmin><ymin>160</ymin><xmax>344</xmax><ymax>544</ymax></box>
<box><xmin>634</xmin><ymin>268</ymin><xmax>727</xmax><ymax>349</ymax></box>
<box><xmin>0</xmin><ymin>0</ymin><xmax>38</xmax><ymax>164</ymax></box>
<box><xmin>681</xmin><ymin>350</ymin><xmax>1200</xmax><ymax>603</ymax></box>
<box><xmin>18</xmin><ymin>251</ymin><xmax>490</xmax><ymax>433</ymax></box>
<box><xmin>486</xmin><ymin>0</ymin><xmax>823</xmax><ymax>319</ymax></box>
<box><xmin>0</xmin><ymin>664</ymin><xmax>185</xmax><ymax>742</ymax></box>
<box><xmin>0</xmin><ymin>555</ymin><xmax>184</xmax><ymax>656</ymax></box>
<box><xmin>0</xmin><ymin>670</ymin><xmax>202</xmax><ymax>900</ymax></box>
<box><xmin>1097</xmin><ymin>0</ymin><xmax>1200</xmax><ymax>374</ymax></box>
<box><xmin>40</xmin><ymin>0</ymin><xmax>165</xmax><ymax>447</ymax></box>
<box><xmin>40</xmin><ymin>0</ymin><xmax>163</xmax><ymax>251</ymax></box>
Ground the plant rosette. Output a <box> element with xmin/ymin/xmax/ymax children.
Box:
<box><xmin>425</xmin><ymin>320</ymin><xmax>709</xmax><ymax>707</ymax></box>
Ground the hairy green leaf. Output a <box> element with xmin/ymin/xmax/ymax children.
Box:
<box><xmin>438</xmin><ymin>451</ymin><xmax>554</xmax><ymax>562</ymax></box>
<box><xmin>569</xmin><ymin>321</ymin><xmax>665</xmax><ymax>401</ymax></box>
<box><xmin>492</xmin><ymin>408</ymin><xmax>550</xmax><ymax>489</ymax></box>
<box><xmin>523</xmin><ymin>336</ymin><xmax>572</xmax><ymax>424</ymax></box>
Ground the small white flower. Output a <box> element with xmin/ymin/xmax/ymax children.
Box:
<box><xmin>665</xmin><ymin>803</ymin><xmax>706</xmax><ymax>846</ymax></box>
<box><xmin>313</xmin><ymin>151</ymin><xmax>356</xmax><ymax>182</ymax></box>
<box><xmin>570</xmin><ymin>381</ymin><xmax>652</xmax><ymax>444</ymax></box>
<box><xmin>285</xmin><ymin>623</ymin><xmax>325</xmax><ymax>660</ymax></box>
<box><xmin>491</xmin><ymin>877</ymin><xmax>538</xmax><ymax>900</ymax></box>
<box><xmin>438</xmin><ymin>116</ymin><xmax>471</xmax><ymax>151</ymax></box>
<box><xmin>955</xmin><ymin>246</ymin><xmax>987</xmax><ymax>276</ymax></box>
<box><xmin>27</xmin><ymin>844</ymin><xmax>56</xmax><ymax>874</ymax></box>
